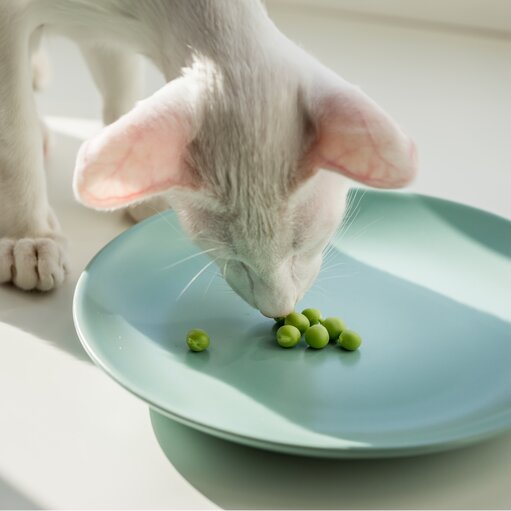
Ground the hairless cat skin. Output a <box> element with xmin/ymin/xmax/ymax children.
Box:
<box><xmin>0</xmin><ymin>0</ymin><xmax>416</xmax><ymax>317</ymax></box>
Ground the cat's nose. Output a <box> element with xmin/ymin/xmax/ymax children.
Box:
<box><xmin>249</xmin><ymin>266</ymin><xmax>297</xmax><ymax>318</ymax></box>
<box><xmin>257</xmin><ymin>296</ymin><xmax>296</xmax><ymax>319</ymax></box>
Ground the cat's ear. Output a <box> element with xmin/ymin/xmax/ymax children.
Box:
<box><xmin>308</xmin><ymin>76</ymin><xmax>417</xmax><ymax>188</ymax></box>
<box><xmin>73</xmin><ymin>76</ymin><xmax>203</xmax><ymax>210</ymax></box>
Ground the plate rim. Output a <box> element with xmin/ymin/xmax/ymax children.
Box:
<box><xmin>72</xmin><ymin>191</ymin><xmax>511</xmax><ymax>458</ymax></box>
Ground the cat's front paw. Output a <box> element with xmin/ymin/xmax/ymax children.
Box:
<box><xmin>0</xmin><ymin>237</ymin><xmax>69</xmax><ymax>291</ymax></box>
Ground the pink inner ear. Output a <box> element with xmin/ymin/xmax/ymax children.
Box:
<box><xmin>313</xmin><ymin>86</ymin><xmax>417</xmax><ymax>188</ymax></box>
<box><xmin>73</xmin><ymin>81</ymin><xmax>199</xmax><ymax>210</ymax></box>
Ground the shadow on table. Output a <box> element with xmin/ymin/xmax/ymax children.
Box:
<box><xmin>0</xmin><ymin>475</ymin><xmax>42</xmax><ymax>510</ymax></box>
<box><xmin>150</xmin><ymin>410</ymin><xmax>511</xmax><ymax>509</ymax></box>
<box><xmin>0</xmin><ymin>282</ymin><xmax>90</xmax><ymax>363</ymax></box>
<box><xmin>0</xmin><ymin>128</ymin><xmax>131</xmax><ymax>364</ymax></box>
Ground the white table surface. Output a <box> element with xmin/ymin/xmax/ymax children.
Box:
<box><xmin>1</xmin><ymin>2</ymin><xmax>511</xmax><ymax>509</ymax></box>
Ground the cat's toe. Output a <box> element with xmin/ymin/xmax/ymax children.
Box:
<box><xmin>0</xmin><ymin>239</ymin><xmax>15</xmax><ymax>283</ymax></box>
<box><xmin>0</xmin><ymin>237</ymin><xmax>68</xmax><ymax>291</ymax></box>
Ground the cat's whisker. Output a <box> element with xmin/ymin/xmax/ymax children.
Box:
<box><xmin>323</xmin><ymin>237</ymin><xmax>343</xmax><ymax>257</ymax></box>
<box><xmin>223</xmin><ymin>259</ymin><xmax>231</xmax><ymax>279</ymax></box>
<box><xmin>218</xmin><ymin>288</ymin><xmax>238</xmax><ymax>296</ymax></box>
<box><xmin>158</xmin><ymin>247</ymin><xmax>219</xmax><ymax>272</ymax></box>
<box><xmin>321</xmin><ymin>254</ymin><xmax>336</xmax><ymax>270</ymax></box>
<box><xmin>322</xmin><ymin>227</ymin><xmax>344</xmax><ymax>261</ymax></box>
<box><xmin>335</xmin><ymin>190</ymin><xmax>367</xmax><ymax>245</ymax></box>
<box><xmin>322</xmin><ymin>243</ymin><xmax>337</xmax><ymax>261</ymax></box>
<box><xmin>142</xmin><ymin>205</ymin><xmax>231</xmax><ymax>251</ymax></box>
<box><xmin>307</xmin><ymin>286</ymin><xmax>329</xmax><ymax>299</ymax></box>
<box><xmin>321</xmin><ymin>252</ymin><xmax>336</xmax><ymax>268</ymax></box>
<box><xmin>323</xmin><ymin>250</ymin><xmax>335</xmax><ymax>264</ymax></box>
<box><xmin>313</xmin><ymin>284</ymin><xmax>328</xmax><ymax>293</ymax></box>
<box><xmin>343</xmin><ymin>217</ymin><xmax>382</xmax><ymax>242</ymax></box>
<box><xmin>202</xmin><ymin>266</ymin><xmax>220</xmax><ymax>298</ymax></box>
<box><xmin>143</xmin><ymin>203</ymin><xmax>185</xmax><ymax>239</ymax></box>
<box><xmin>320</xmin><ymin>261</ymin><xmax>347</xmax><ymax>273</ymax></box>
<box><xmin>341</xmin><ymin>191</ymin><xmax>364</xmax><ymax>232</ymax></box>
<box><xmin>193</xmin><ymin>236</ymin><xmax>230</xmax><ymax>249</ymax></box>
<box><xmin>339</xmin><ymin>188</ymin><xmax>358</xmax><ymax>230</ymax></box>
<box><xmin>316</xmin><ymin>272</ymin><xmax>359</xmax><ymax>282</ymax></box>
<box><xmin>340</xmin><ymin>188</ymin><xmax>364</xmax><ymax>232</ymax></box>
<box><xmin>320</xmin><ymin>192</ymin><xmax>357</xmax><ymax>260</ymax></box>
<box><xmin>322</xmin><ymin>259</ymin><xmax>346</xmax><ymax>269</ymax></box>
<box><xmin>177</xmin><ymin>258</ymin><xmax>218</xmax><ymax>301</ymax></box>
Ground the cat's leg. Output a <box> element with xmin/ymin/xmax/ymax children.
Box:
<box><xmin>31</xmin><ymin>45</ymin><xmax>49</xmax><ymax>92</ymax></box>
<box><xmin>80</xmin><ymin>45</ymin><xmax>173</xmax><ymax>223</ymax></box>
<box><xmin>80</xmin><ymin>45</ymin><xmax>144</xmax><ymax>125</ymax></box>
<box><xmin>0</xmin><ymin>23</ymin><xmax>68</xmax><ymax>291</ymax></box>
<box><xmin>31</xmin><ymin>42</ymin><xmax>53</xmax><ymax>158</ymax></box>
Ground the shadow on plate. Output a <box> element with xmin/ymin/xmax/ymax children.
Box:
<box><xmin>417</xmin><ymin>195</ymin><xmax>511</xmax><ymax>260</ymax></box>
<box><xmin>150</xmin><ymin>409</ymin><xmax>511</xmax><ymax>509</ymax></box>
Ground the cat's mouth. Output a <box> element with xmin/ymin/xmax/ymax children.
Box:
<box><xmin>222</xmin><ymin>260</ymin><xmax>295</xmax><ymax>317</ymax></box>
<box><xmin>222</xmin><ymin>262</ymin><xmax>257</xmax><ymax>309</ymax></box>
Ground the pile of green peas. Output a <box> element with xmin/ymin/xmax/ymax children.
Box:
<box><xmin>275</xmin><ymin>308</ymin><xmax>362</xmax><ymax>351</ymax></box>
<box><xmin>185</xmin><ymin>308</ymin><xmax>362</xmax><ymax>353</ymax></box>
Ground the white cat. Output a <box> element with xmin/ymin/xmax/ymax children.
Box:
<box><xmin>0</xmin><ymin>0</ymin><xmax>416</xmax><ymax>317</ymax></box>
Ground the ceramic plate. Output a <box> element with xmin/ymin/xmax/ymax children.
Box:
<box><xmin>73</xmin><ymin>190</ymin><xmax>511</xmax><ymax>458</ymax></box>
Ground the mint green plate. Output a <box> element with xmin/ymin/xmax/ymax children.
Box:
<box><xmin>73</xmin><ymin>191</ymin><xmax>511</xmax><ymax>458</ymax></box>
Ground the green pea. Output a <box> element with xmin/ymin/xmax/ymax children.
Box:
<box><xmin>321</xmin><ymin>317</ymin><xmax>346</xmax><ymax>341</ymax></box>
<box><xmin>304</xmin><ymin>324</ymin><xmax>329</xmax><ymax>349</ymax></box>
<box><xmin>337</xmin><ymin>330</ymin><xmax>362</xmax><ymax>351</ymax></box>
<box><xmin>186</xmin><ymin>328</ymin><xmax>210</xmax><ymax>352</ymax></box>
<box><xmin>301</xmin><ymin>308</ymin><xmax>322</xmax><ymax>325</ymax></box>
<box><xmin>284</xmin><ymin>312</ymin><xmax>310</xmax><ymax>334</ymax></box>
<box><xmin>276</xmin><ymin>325</ymin><xmax>301</xmax><ymax>348</ymax></box>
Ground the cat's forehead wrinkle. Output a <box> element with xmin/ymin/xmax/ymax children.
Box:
<box><xmin>187</xmin><ymin>56</ymin><xmax>310</xmax><ymax>199</ymax></box>
<box><xmin>177</xmin><ymin>52</ymin><xmax>320</xmax><ymax>267</ymax></box>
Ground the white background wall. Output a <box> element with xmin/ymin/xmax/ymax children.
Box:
<box><xmin>275</xmin><ymin>0</ymin><xmax>511</xmax><ymax>33</ymax></box>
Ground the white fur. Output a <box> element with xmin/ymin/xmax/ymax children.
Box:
<box><xmin>0</xmin><ymin>0</ymin><xmax>415</xmax><ymax>314</ymax></box>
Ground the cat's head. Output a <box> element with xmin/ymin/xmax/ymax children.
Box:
<box><xmin>74</xmin><ymin>59</ymin><xmax>416</xmax><ymax>317</ymax></box>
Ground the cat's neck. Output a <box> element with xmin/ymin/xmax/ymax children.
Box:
<box><xmin>140</xmin><ymin>0</ymin><xmax>283</xmax><ymax>81</ymax></box>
